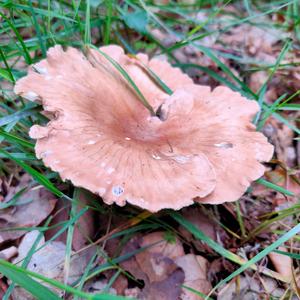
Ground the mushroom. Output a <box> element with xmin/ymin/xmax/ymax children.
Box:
<box><xmin>14</xmin><ymin>45</ymin><xmax>274</xmax><ymax>212</ymax></box>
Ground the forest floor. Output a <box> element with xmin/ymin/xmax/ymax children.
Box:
<box><xmin>0</xmin><ymin>0</ymin><xmax>300</xmax><ymax>299</ymax></box>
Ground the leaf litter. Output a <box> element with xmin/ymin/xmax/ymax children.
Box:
<box><xmin>1</xmin><ymin>1</ymin><xmax>300</xmax><ymax>300</ymax></box>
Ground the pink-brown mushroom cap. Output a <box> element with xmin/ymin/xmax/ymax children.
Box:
<box><xmin>14</xmin><ymin>45</ymin><xmax>273</xmax><ymax>211</ymax></box>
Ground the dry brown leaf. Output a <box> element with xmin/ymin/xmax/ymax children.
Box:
<box><xmin>175</xmin><ymin>254</ymin><xmax>211</xmax><ymax>300</ymax></box>
<box><xmin>0</xmin><ymin>175</ymin><xmax>57</xmax><ymax>244</ymax></box>
<box><xmin>72</xmin><ymin>189</ymin><xmax>97</xmax><ymax>251</ymax></box>
<box><xmin>82</xmin><ymin>279</ymin><xmax>117</xmax><ymax>296</ymax></box>
<box><xmin>217</xmin><ymin>275</ymin><xmax>286</xmax><ymax>300</ymax></box>
<box><xmin>264</xmin><ymin>118</ymin><xmax>296</xmax><ymax>167</ymax></box>
<box><xmin>119</xmin><ymin>232</ymin><xmax>185</xmax><ymax>299</ymax></box>
<box><xmin>11</xmin><ymin>230</ymin><xmax>94</xmax><ymax>299</ymax></box>
<box><xmin>44</xmin><ymin>198</ymin><xmax>70</xmax><ymax>243</ymax></box>
<box><xmin>138</xmin><ymin>231</ymin><xmax>185</xmax><ymax>260</ymax></box>
<box><xmin>45</xmin><ymin>189</ymin><xmax>97</xmax><ymax>250</ymax></box>
<box><xmin>268</xmin><ymin>247</ymin><xmax>293</xmax><ymax>280</ymax></box>
<box><xmin>0</xmin><ymin>246</ymin><xmax>18</xmax><ymax>260</ymax></box>
<box><xmin>222</xmin><ymin>23</ymin><xmax>284</xmax><ymax>57</ymax></box>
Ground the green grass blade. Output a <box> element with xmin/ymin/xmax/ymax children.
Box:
<box><xmin>0</xmin><ymin>12</ymin><xmax>32</xmax><ymax>64</ymax></box>
<box><xmin>208</xmin><ymin>222</ymin><xmax>300</xmax><ymax>298</ymax></box>
<box><xmin>188</xmin><ymin>0</ymin><xmax>232</xmax><ymax>36</ymax></box>
<box><xmin>273</xmin><ymin>249</ymin><xmax>300</xmax><ymax>260</ymax></box>
<box><xmin>0</xmin><ymin>107</ymin><xmax>39</xmax><ymax>127</ymax></box>
<box><xmin>278</xmin><ymin>103</ymin><xmax>300</xmax><ymax>111</ymax></box>
<box><xmin>171</xmin><ymin>211</ymin><xmax>246</xmax><ymax>264</ymax></box>
<box><xmin>0</xmin><ymin>130</ymin><xmax>34</xmax><ymax>149</ymax></box>
<box><xmin>0</xmin><ymin>260</ymin><xmax>130</xmax><ymax>300</ymax></box>
<box><xmin>130</xmin><ymin>55</ymin><xmax>173</xmax><ymax>95</ymax></box>
<box><xmin>64</xmin><ymin>189</ymin><xmax>79</xmax><ymax>285</ymax></box>
<box><xmin>272</xmin><ymin>111</ymin><xmax>300</xmax><ymax>135</ymax></box>
<box><xmin>196</xmin><ymin>45</ymin><xmax>257</xmax><ymax>98</ymax></box>
<box><xmin>171</xmin><ymin>211</ymin><xmax>288</xmax><ymax>283</ymax></box>
<box><xmin>0</xmin><ymin>149</ymin><xmax>64</xmax><ymax>198</ymax></box>
<box><xmin>257</xmin><ymin>178</ymin><xmax>295</xmax><ymax>196</ymax></box>
<box><xmin>0</xmin><ymin>260</ymin><xmax>61</xmax><ymax>300</ymax></box>
<box><xmin>104</xmin><ymin>0</ymin><xmax>113</xmax><ymax>44</ymax></box>
<box><xmin>257</xmin><ymin>38</ymin><xmax>292</xmax><ymax>96</ymax></box>
<box><xmin>11</xmin><ymin>3</ymin><xmax>77</xmax><ymax>22</ymax></box>
<box><xmin>182</xmin><ymin>285</ymin><xmax>213</xmax><ymax>300</ymax></box>
<box><xmin>87</xmin><ymin>44</ymin><xmax>155</xmax><ymax>115</ymax></box>
<box><xmin>84</xmin><ymin>0</ymin><xmax>91</xmax><ymax>44</ymax></box>
<box><xmin>0</xmin><ymin>48</ymin><xmax>15</xmax><ymax>83</ymax></box>
<box><xmin>3</xmin><ymin>218</ymin><xmax>52</xmax><ymax>300</ymax></box>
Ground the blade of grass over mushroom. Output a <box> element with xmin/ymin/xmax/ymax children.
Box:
<box><xmin>257</xmin><ymin>178</ymin><xmax>295</xmax><ymax>196</ymax></box>
<box><xmin>129</xmin><ymin>55</ymin><xmax>173</xmax><ymax>95</ymax></box>
<box><xmin>87</xmin><ymin>44</ymin><xmax>156</xmax><ymax>116</ymax></box>
<box><xmin>170</xmin><ymin>212</ymin><xmax>288</xmax><ymax>283</ymax></box>
<box><xmin>207</xmin><ymin>222</ymin><xmax>300</xmax><ymax>299</ymax></box>
<box><xmin>0</xmin><ymin>260</ymin><xmax>129</xmax><ymax>300</ymax></box>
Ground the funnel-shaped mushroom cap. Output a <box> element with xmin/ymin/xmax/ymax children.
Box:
<box><xmin>14</xmin><ymin>45</ymin><xmax>273</xmax><ymax>212</ymax></box>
